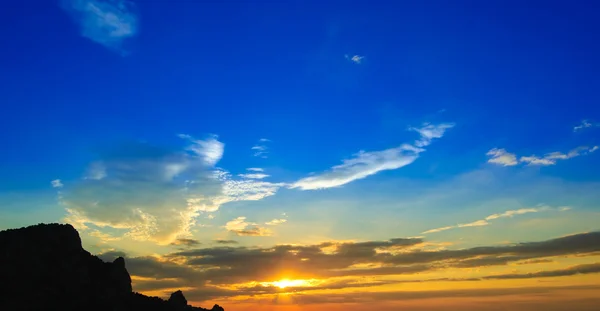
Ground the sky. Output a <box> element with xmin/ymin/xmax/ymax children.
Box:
<box><xmin>1</xmin><ymin>0</ymin><xmax>600</xmax><ymax>310</ymax></box>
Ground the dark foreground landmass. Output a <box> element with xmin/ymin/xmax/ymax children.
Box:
<box><xmin>0</xmin><ymin>223</ymin><xmax>224</xmax><ymax>311</ymax></box>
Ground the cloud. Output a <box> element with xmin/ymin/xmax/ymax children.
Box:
<box><xmin>483</xmin><ymin>262</ymin><xmax>600</xmax><ymax>280</ymax></box>
<box><xmin>251</xmin><ymin>140</ymin><xmax>269</xmax><ymax>157</ymax></box>
<box><xmin>60</xmin><ymin>0</ymin><xmax>138</xmax><ymax>52</ymax></box>
<box><xmin>224</xmin><ymin>216</ymin><xmax>272</xmax><ymax>237</ymax></box>
<box><xmin>238</xmin><ymin>173</ymin><xmax>269</xmax><ymax>179</ymax></box>
<box><xmin>100</xmin><ymin>232</ymin><xmax>600</xmax><ymax>303</ymax></box>
<box><xmin>178</xmin><ymin>134</ymin><xmax>224</xmax><ymax>166</ymax></box>
<box><xmin>214</xmin><ymin>239</ymin><xmax>238</xmax><ymax>245</ymax></box>
<box><xmin>345</xmin><ymin>54</ymin><xmax>364</xmax><ymax>64</ymax></box>
<box><xmin>488</xmin><ymin>146</ymin><xmax>598</xmax><ymax>167</ymax></box>
<box><xmin>422</xmin><ymin>206</ymin><xmax>561</xmax><ymax>234</ymax></box>
<box><xmin>291</xmin><ymin>122</ymin><xmax>453</xmax><ymax>190</ymax></box>
<box><xmin>520</xmin><ymin>146</ymin><xmax>598</xmax><ymax>166</ymax></box>
<box><xmin>409</xmin><ymin>123</ymin><xmax>455</xmax><ymax>147</ymax></box>
<box><xmin>265</xmin><ymin>219</ymin><xmax>287</xmax><ymax>226</ymax></box>
<box><xmin>291</xmin><ymin>144</ymin><xmax>422</xmax><ymax>190</ymax></box>
<box><xmin>162</xmin><ymin>232</ymin><xmax>600</xmax><ymax>288</ymax></box>
<box><xmin>51</xmin><ymin>179</ymin><xmax>64</xmax><ymax>188</ymax></box>
<box><xmin>486</xmin><ymin>148</ymin><xmax>518</xmax><ymax>166</ymax></box>
<box><xmin>573</xmin><ymin>120</ymin><xmax>599</xmax><ymax>132</ymax></box>
<box><xmin>57</xmin><ymin>134</ymin><xmax>282</xmax><ymax>245</ymax></box>
<box><xmin>170</xmin><ymin>238</ymin><xmax>201</xmax><ymax>248</ymax></box>
<box><xmin>246</xmin><ymin>168</ymin><xmax>264</xmax><ymax>172</ymax></box>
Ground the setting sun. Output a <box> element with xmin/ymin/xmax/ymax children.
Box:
<box><xmin>271</xmin><ymin>279</ymin><xmax>309</xmax><ymax>289</ymax></box>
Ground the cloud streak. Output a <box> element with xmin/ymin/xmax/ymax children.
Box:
<box><xmin>61</xmin><ymin>0</ymin><xmax>138</xmax><ymax>52</ymax></box>
<box><xmin>291</xmin><ymin>123</ymin><xmax>453</xmax><ymax>190</ymax></box>
<box><xmin>487</xmin><ymin>146</ymin><xmax>598</xmax><ymax>167</ymax></box>
<box><xmin>422</xmin><ymin>206</ymin><xmax>564</xmax><ymax>234</ymax></box>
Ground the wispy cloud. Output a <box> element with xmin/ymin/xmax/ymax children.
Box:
<box><xmin>345</xmin><ymin>54</ymin><xmax>364</xmax><ymax>64</ymax></box>
<box><xmin>487</xmin><ymin>146</ymin><xmax>598</xmax><ymax>167</ymax></box>
<box><xmin>573</xmin><ymin>120</ymin><xmax>599</xmax><ymax>132</ymax></box>
<box><xmin>409</xmin><ymin>123</ymin><xmax>455</xmax><ymax>147</ymax></box>
<box><xmin>60</xmin><ymin>0</ymin><xmax>138</xmax><ymax>52</ymax></box>
<box><xmin>422</xmin><ymin>206</ymin><xmax>567</xmax><ymax>234</ymax></box>
<box><xmin>486</xmin><ymin>148</ymin><xmax>518</xmax><ymax>166</ymax></box>
<box><xmin>251</xmin><ymin>138</ymin><xmax>270</xmax><ymax>158</ymax></box>
<box><xmin>291</xmin><ymin>122</ymin><xmax>453</xmax><ymax>190</ymax></box>
<box><xmin>224</xmin><ymin>216</ymin><xmax>272</xmax><ymax>237</ymax></box>
<box><xmin>246</xmin><ymin>167</ymin><xmax>264</xmax><ymax>172</ymax></box>
<box><xmin>51</xmin><ymin>179</ymin><xmax>64</xmax><ymax>188</ymax></box>
<box><xmin>520</xmin><ymin>146</ymin><xmax>598</xmax><ymax>166</ymax></box>
<box><xmin>238</xmin><ymin>173</ymin><xmax>269</xmax><ymax>179</ymax></box>
<box><xmin>265</xmin><ymin>218</ymin><xmax>287</xmax><ymax>226</ymax></box>
<box><xmin>179</xmin><ymin>134</ymin><xmax>224</xmax><ymax>166</ymax></box>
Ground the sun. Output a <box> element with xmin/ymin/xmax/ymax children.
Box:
<box><xmin>272</xmin><ymin>279</ymin><xmax>308</xmax><ymax>289</ymax></box>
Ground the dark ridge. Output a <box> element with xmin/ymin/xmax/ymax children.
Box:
<box><xmin>0</xmin><ymin>223</ymin><xmax>224</xmax><ymax>311</ymax></box>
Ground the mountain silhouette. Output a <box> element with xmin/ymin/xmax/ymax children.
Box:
<box><xmin>0</xmin><ymin>223</ymin><xmax>224</xmax><ymax>311</ymax></box>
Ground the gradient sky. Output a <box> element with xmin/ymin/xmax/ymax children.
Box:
<box><xmin>1</xmin><ymin>1</ymin><xmax>600</xmax><ymax>310</ymax></box>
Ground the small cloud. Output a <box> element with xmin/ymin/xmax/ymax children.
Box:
<box><xmin>224</xmin><ymin>216</ymin><xmax>272</xmax><ymax>237</ymax></box>
<box><xmin>238</xmin><ymin>173</ymin><xmax>269</xmax><ymax>179</ymax></box>
<box><xmin>60</xmin><ymin>0</ymin><xmax>138</xmax><ymax>52</ymax></box>
<box><xmin>265</xmin><ymin>219</ymin><xmax>287</xmax><ymax>226</ymax></box>
<box><xmin>519</xmin><ymin>146</ymin><xmax>597</xmax><ymax>166</ymax></box>
<box><xmin>179</xmin><ymin>134</ymin><xmax>225</xmax><ymax>166</ymax></box>
<box><xmin>486</xmin><ymin>148</ymin><xmax>518</xmax><ymax>166</ymax></box>
<box><xmin>345</xmin><ymin>54</ymin><xmax>364</xmax><ymax>64</ymax></box>
<box><xmin>246</xmin><ymin>168</ymin><xmax>264</xmax><ymax>172</ymax></box>
<box><xmin>409</xmin><ymin>123</ymin><xmax>455</xmax><ymax>147</ymax></box>
<box><xmin>51</xmin><ymin>179</ymin><xmax>64</xmax><ymax>188</ymax></box>
<box><xmin>573</xmin><ymin>120</ymin><xmax>599</xmax><ymax>132</ymax></box>
<box><xmin>251</xmin><ymin>138</ymin><xmax>270</xmax><ymax>158</ymax></box>
<box><xmin>214</xmin><ymin>239</ymin><xmax>238</xmax><ymax>245</ymax></box>
<box><xmin>170</xmin><ymin>238</ymin><xmax>201</xmax><ymax>247</ymax></box>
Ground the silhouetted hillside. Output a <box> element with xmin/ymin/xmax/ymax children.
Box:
<box><xmin>0</xmin><ymin>223</ymin><xmax>224</xmax><ymax>311</ymax></box>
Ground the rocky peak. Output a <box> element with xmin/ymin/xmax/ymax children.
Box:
<box><xmin>0</xmin><ymin>223</ymin><xmax>224</xmax><ymax>311</ymax></box>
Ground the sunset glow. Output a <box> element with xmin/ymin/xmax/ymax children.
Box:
<box><xmin>2</xmin><ymin>1</ymin><xmax>600</xmax><ymax>311</ymax></box>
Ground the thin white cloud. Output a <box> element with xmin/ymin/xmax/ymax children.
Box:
<box><xmin>422</xmin><ymin>206</ymin><xmax>566</xmax><ymax>234</ymax></box>
<box><xmin>238</xmin><ymin>173</ymin><xmax>269</xmax><ymax>179</ymax></box>
<box><xmin>520</xmin><ymin>146</ymin><xmax>597</xmax><ymax>166</ymax></box>
<box><xmin>292</xmin><ymin>144</ymin><xmax>422</xmax><ymax>190</ymax></box>
<box><xmin>179</xmin><ymin>134</ymin><xmax>224</xmax><ymax>166</ymax></box>
<box><xmin>51</xmin><ymin>179</ymin><xmax>64</xmax><ymax>188</ymax></box>
<box><xmin>409</xmin><ymin>123</ymin><xmax>455</xmax><ymax>147</ymax></box>
<box><xmin>265</xmin><ymin>219</ymin><xmax>287</xmax><ymax>226</ymax></box>
<box><xmin>345</xmin><ymin>54</ymin><xmax>364</xmax><ymax>64</ymax></box>
<box><xmin>60</xmin><ymin>0</ymin><xmax>138</xmax><ymax>52</ymax></box>
<box><xmin>251</xmin><ymin>139</ymin><xmax>270</xmax><ymax>158</ymax></box>
<box><xmin>291</xmin><ymin>122</ymin><xmax>453</xmax><ymax>190</ymax></box>
<box><xmin>573</xmin><ymin>120</ymin><xmax>599</xmax><ymax>132</ymax></box>
<box><xmin>224</xmin><ymin>216</ymin><xmax>272</xmax><ymax>237</ymax></box>
<box><xmin>246</xmin><ymin>168</ymin><xmax>264</xmax><ymax>172</ymax></box>
<box><xmin>486</xmin><ymin>148</ymin><xmax>518</xmax><ymax>166</ymax></box>
<box><xmin>487</xmin><ymin>146</ymin><xmax>597</xmax><ymax>167</ymax></box>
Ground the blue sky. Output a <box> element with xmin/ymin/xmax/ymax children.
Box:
<box><xmin>1</xmin><ymin>1</ymin><xmax>600</xmax><ymax>309</ymax></box>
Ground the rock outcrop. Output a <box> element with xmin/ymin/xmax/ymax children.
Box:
<box><xmin>0</xmin><ymin>223</ymin><xmax>224</xmax><ymax>311</ymax></box>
